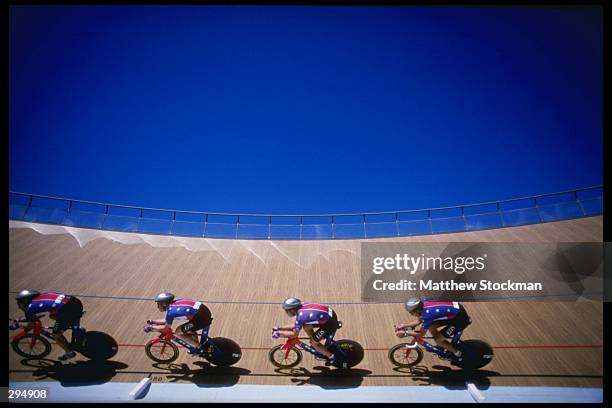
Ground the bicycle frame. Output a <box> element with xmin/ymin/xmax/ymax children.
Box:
<box><xmin>12</xmin><ymin>318</ymin><xmax>85</xmax><ymax>348</ymax></box>
<box><xmin>281</xmin><ymin>336</ymin><xmax>345</xmax><ymax>361</ymax></box>
<box><xmin>409</xmin><ymin>329</ymin><xmax>464</xmax><ymax>359</ymax></box>
<box><xmin>150</xmin><ymin>326</ymin><xmax>222</xmax><ymax>358</ymax></box>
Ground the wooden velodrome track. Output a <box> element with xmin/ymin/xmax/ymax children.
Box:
<box><xmin>9</xmin><ymin>216</ymin><xmax>603</xmax><ymax>389</ymax></box>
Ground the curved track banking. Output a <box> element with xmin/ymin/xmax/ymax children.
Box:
<box><xmin>8</xmin><ymin>216</ymin><xmax>603</xmax><ymax>389</ymax></box>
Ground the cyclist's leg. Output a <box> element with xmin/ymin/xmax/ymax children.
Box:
<box><xmin>200</xmin><ymin>324</ymin><xmax>210</xmax><ymax>345</ymax></box>
<box><xmin>54</xmin><ymin>314</ymin><xmax>77</xmax><ymax>360</ymax></box>
<box><xmin>429</xmin><ymin>322</ymin><xmax>460</xmax><ymax>355</ymax></box>
<box><xmin>54</xmin><ymin>298</ymin><xmax>82</xmax><ymax>354</ymax></box>
<box><xmin>305</xmin><ymin>325</ymin><xmax>333</xmax><ymax>358</ymax></box>
<box><xmin>177</xmin><ymin>306</ymin><xmax>213</xmax><ymax>349</ymax></box>
<box><xmin>444</xmin><ymin>308</ymin><xmax>471</xmax><ymax>349</ymax></box>
<box><xmin>196</xmin><ymin>305</ymin><xmax>213</xmax><ymax>346</ymax></box>
<box><xmin>176</xmin><ymin>322</ymin><xmax>200</xmax><ymax>348</ymax></box>
<box><xmin>69</xmin><ymin>301</ymin><xmax>85</xmax><ymax>343</ymax></box>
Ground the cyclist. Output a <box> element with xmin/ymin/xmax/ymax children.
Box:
<box><xmin>10</xmin><ymin>290</ymin><xmax>84</xmax><ymax>361</ymax></box>
<box><xmin>145</xmin><ymin>292</ymin><xmax>213</xmax><ymax>351</ymax></box>
<box><xmin>272</xmin><ymin>298</ymin><xmax>339</xmax><ymax>365</ymax></box>
<box><xmin>395</xmin><ymin>298</ymin><xmax>471</xmax><ymax>361</ymax></box>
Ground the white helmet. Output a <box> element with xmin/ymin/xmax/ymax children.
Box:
<box><xmin>282</xmin><ymin>298</ymin><xmax>302</xmax><ymax>311</ymax></box>
<box><xmin>405</xmin><ymin>298</ymin><xmax>423</xmax><ymax>313</ymax></box>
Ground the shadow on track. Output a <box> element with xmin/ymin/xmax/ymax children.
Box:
<box><xmin>393</xmin><ymin>364</ymin><xmax>498</xmax><ymax>390</ymax></box>
<box><xmin>19</xmin><ymin>358</ymin><xmax>129</xmax><ymax>386</ymax></box>
<box><xmin>273</xmin><ymin>366</ymin><xmax>372</xmax><ymax>389</ymax></box>
<box><xmin>151</xmin><ymin>362</ymin><xmax>251</xmax><ymax>387</ymax></box>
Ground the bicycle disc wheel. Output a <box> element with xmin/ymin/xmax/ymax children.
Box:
<box><xmin>12</xmin><ymin>334</ymin><xmax>52</xmax><ymax>359</ymax></box>
<box><xmin>332</xmin><ymin>339</ymin><xmax>365</xmax><ymax>368</ymax></box>
<box><xmin>204</xmin><ymin>337</ymin><xmax>242</xmax><ymax>367</ymax></box>
<box><xmin>269</xmin><ymin>344</ymin><xmax>302</xmax><ymax>368</ymax></box>
<box><xmin>78</xmin><ymin>331</ymin><xmax>119</xmax><ymax>360</ymax></box>
<box><xmin>145</xmin><ymin>339</ymin><xmax>179</xmax><ymax>363</ymax></box>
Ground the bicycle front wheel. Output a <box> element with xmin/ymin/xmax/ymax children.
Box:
<box><xmin>145</xmin><ymin>339</ymin><xmax>179</xmax><ymax>363</ymax></box>
<box><xmin>269</xmin><ymin>344</ymin><xmax>302</xmax><ymax>368</ymax></box>
<box><xmin>12</xmin><ymin>334</ymin><xmax>52</xmax><ymax>359</ymax></box>
<box><xmin>388</xmin><ymin>343</ymin><xmax>423</xmax><ymax>368</ymax></box>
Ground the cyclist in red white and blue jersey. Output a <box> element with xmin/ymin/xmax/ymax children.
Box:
<box><xmin>10</xmin><ymin>290</ymin><xmax>84</xmax><ymax>361</ymax></box>
<box><xmin>145</xmin><ymin>292</ymin><xmax>213</xmax><ymax>350</ymax></box>
<box><xmin>272</xmin><ymin>298</ymin><xmax>340</xmax><ymax>364</ymax></box>
<box><xmin>395</xmin><ymin>298</ymin><xmax>472</xmax><ymax>360</ymax></box>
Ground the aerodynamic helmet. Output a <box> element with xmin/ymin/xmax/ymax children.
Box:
<box><xmin>16</xmin><ymin>289</ymin><xmax>41</xmax><ymax>308</ymax></box>
<box><xmin>155</xmin><ymin>292</ymin><xmax>175</xmax><ymax>305</ymax></box>
<box><xmin>282</xmin><ymin>298</ymin><xmax>302</xmax><ymax>311</ymax></box>
<box><xmin>405</xmin><ymin>298</ymin><xmax>423</xmax><ymax>313</ymax></box>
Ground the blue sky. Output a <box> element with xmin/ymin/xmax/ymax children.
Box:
<box><xmin>9</xmin><ymin>6</ymin><xmax>602</xmax><ymax>215</ymax></box>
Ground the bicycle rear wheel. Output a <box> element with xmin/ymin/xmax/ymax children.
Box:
<box><xmin>454</xmin><ymin>339</ymin><xmax>494</xmax><ymax>369</ymax></box>
<box><xmin>12</xmin><ymin>334</ymin><xmax>52</xmax><ymax>359</ymax></box>
<box><xmin>204</xmin><ymin>337</ymin><xmax>242</xmax><ymax>367</ymax></box>
<box><xmin>331</xmin><ymin>339</ymin><xmax>364</xmax><ymax>368</ymax></box>
<box><xmin>78</xmin><ymin>331</ymin><xmax>119</xmax><ymax>360</ymax></box>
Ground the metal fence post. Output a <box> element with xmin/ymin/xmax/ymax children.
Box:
<box><xmin>534</xmin><ymin>197</ymin><xmax>543</xmax><ymax>222</ymax></box>
<box><xmin>497</xmin><ymin>201</ymin><xmax>504</xmax><ymax>227</ymax></box>
<box><xmin>63</xmin><ymin>200</ymin><xmax>73</xmax><ymax>225</ymax></box>
<box><xmin>363</xmin><ymin>215</ymin><xmax>367</xmax><ymax>238</ymax></box>
<box><xmin>300</xmin><ymin>216</ymin><xmax>303</xmax><ymax>240</ymax></box>
<box><xmin>332</xmin><ymin>216</ymin><xmax>335</xmax><ymax>239</ymax></box>
<box><xmin>575</xmin><ymin>190</ymin><xmax>586</xmax><ymax>216</ymax></box>
<box><xmin>395</xmin><ymin>213</ymin><xmax>400</xmax><ymax>237</ymax></box>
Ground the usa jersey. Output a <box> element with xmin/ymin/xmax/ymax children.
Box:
<box><xmin>24</xmin><ymin>292</ymin><xmax>72</xmax><ymax>321</ymax></box>
<box><xmin>421</xmin><ymin>301</ymin><xmax>461</xmax><ymax>331</ymax></box>
<box><xmin>294</xmin><ymin>303</ymin><xmax>334</xmax><ymax>331</ymax></box>
<box><xmin>165</xmin><ymin>299</ymin><xmax>203</xmax><ymax>325</ymax></box>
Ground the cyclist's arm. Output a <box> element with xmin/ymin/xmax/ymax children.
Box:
<box><xmin>277</xmin><ymin>326</ymin><xmax>299</xmax><ymax>338</ymax></box>
<box><xmin>396</xmin><ymin>317</ymin><xmax>422</xmax><ymax>330</ymax></box>
<box><xmin>149</xmin><ymin>314</ymin><xmax>174</xmax><ymax>331</ymax></box>
<box><xmin>399</xmin><ymin>320</ymin><xmax>427</xmax><ymax>338</ymax></box>
<box><xmin>148</xmin><ymin>319</ymin><xmax>166</xmax><ymax>325</ymax></box>
<box><xmin>12</xmin><ymin>316</ymin><xmax>34</xmax><ymax>330</ymax></box>
<box><xmin>277</xmin><ymin>320</ymin><xmax>301</xmax><ymax>338</ymax></box>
